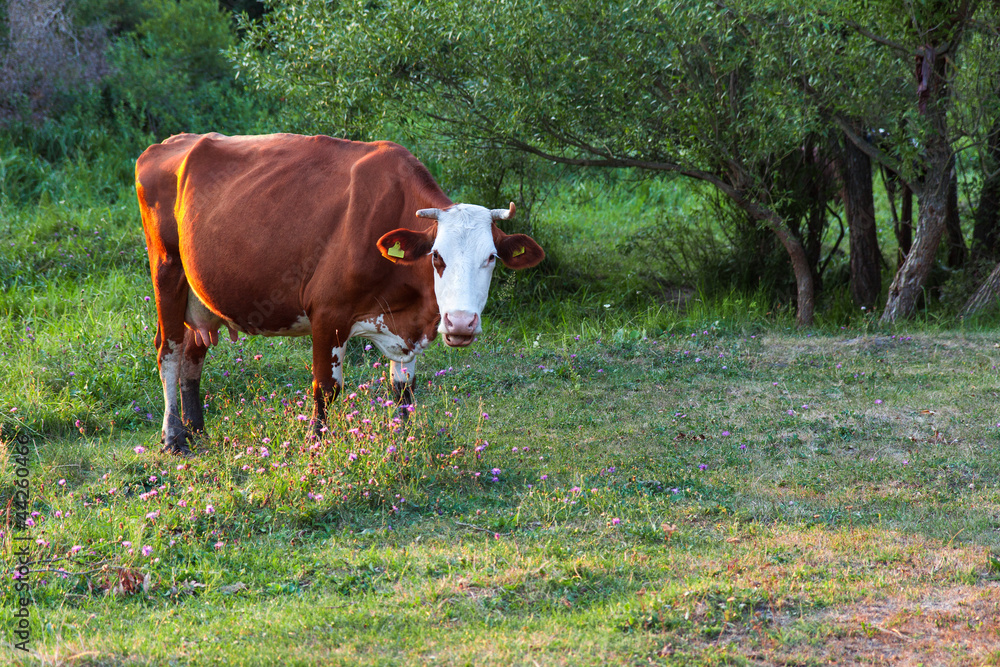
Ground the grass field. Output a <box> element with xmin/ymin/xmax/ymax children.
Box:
<box><xmin>3</xmin><ymin>167</ymin><xmax>1000</xmax><ymax>665</ymax></box>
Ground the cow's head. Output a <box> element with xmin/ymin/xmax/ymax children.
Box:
<box><xmin>377</xmin><ymin>202</ymin><xmax>544</xmax><ymax>347</ymax></box>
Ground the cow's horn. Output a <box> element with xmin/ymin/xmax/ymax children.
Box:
<box><xmin>490</xmin><ymin>202</ymin><xmax>515</xmax><ymax>220</ymax></box>
<box><xmin>416</xmin><ymin>208</ymin><xmax>441</xmax><ymax>220</ymax></box>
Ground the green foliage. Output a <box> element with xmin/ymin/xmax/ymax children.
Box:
<box><xmin>235</xmin><ymin>0</ymin><xmax>814</xmax><ymax>170</ymax></box>
<box><xmin>0</xmin><ymin>0</ymin><xmax>270</xmax><ymax>208</ymax></box>
<box><xmin>232</xmin><ymin>0</ymin><xmax>1000</xmax><ymax>321</ymax></box>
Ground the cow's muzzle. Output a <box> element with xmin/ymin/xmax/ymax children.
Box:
<box><xmin>442</xmin><ymin>311</ymin><xmax>479</xmax><ymax>347</ymax></box>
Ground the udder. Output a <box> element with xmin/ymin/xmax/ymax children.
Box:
<box><xmin>185</xmin><ymin>287</ymin><xmax>239</xmax><ymax>347</ymax></box>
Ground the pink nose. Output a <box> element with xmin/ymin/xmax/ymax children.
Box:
<box><xmin>443</xmin><ymin>311</ymin><xmax>479</xmax><ymax>336</ymax></box>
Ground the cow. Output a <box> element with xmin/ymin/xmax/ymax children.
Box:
<box><xmin>135</xmin><ymin>133</ymin><xmax>544</xmax><ymax>455</ymax></box>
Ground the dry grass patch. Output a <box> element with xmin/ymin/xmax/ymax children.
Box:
<box><xmin>762</xmin><ymin>584</ymin><xmax>1000</xmax><ymax>666</ymax></box>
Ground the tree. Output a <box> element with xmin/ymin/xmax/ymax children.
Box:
<box><xmin>802</xmin><ymin>0</ymin><xmax>991</xmax><ymax>321</ymax></box>
<box><xmin>234</xmin><ymin>0</ymin><xmax>1000</xmax><ymax>323</ymax></box>
<box><xmin>236</xmin><ymin>0</ymin><xmax>836</xmax><ymax>323</ymax></box>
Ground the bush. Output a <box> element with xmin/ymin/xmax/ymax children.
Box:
<box><xmin>0</xmin><ymin>0</ymin><xmax>109</xmax><ymax>122</ymax></box>
<box><xmin>0</xmin><ymin>0</ymin><xmax>271</xmax><ymax>199</ymax></box>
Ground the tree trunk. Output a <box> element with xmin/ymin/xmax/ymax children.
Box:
<box><xmin>741</xmin><ymin>203</ymin><xmax>815</xmax><ymax>326</ymax></box>
<box><xmin>971</xmin><ymin>117</ymin><xmax>1000</xmax><ymax>261</ymax></box>
<box><xmin>944</xmin><ymin>155</ymin><xmax>967</xmax><ymax>267</ymax></box>
<box><xmin>841</xmin><ymin>128</ymin><xmax>881</xmax><ymax>309</ymax></box>
<box><xmin>898</xmin><ymin>182</ymin><xmax>913</xmax><ymax>269</ymax></box>
<box><xmin>771</xmin><ymin>220</ymin><xmax>815</xmax><ymax>326</ymax></box>
<box><xmin>960</xmin><ymin>259</ymin><xmax>1000</xmax><ymax>317</ymax></box>
<box><xmin>881</xmin><ymin>44</ymin><xmax>953</xmax><ymax>324</ymax></box>
<box><xmin>881</xmin><ymin>137</ymin><xmax>950</xmax><ymax>322</ymax></box>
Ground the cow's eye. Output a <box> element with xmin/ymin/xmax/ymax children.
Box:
<box><xmin>486</xmin><ymin>253</ymin><xmax>496</xmax><ymax>265</ymax></box>
<box><xmin>431</xmin><ymin>250</ymin><xmax>446</xmax><ymax>274</ymax></box>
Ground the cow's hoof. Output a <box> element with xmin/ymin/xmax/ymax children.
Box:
<box><xmin>160</xmin><ymin>433</ymin><xmax>192</xmax><ymax>456</ymax></box>
<box><xmin>160</xmin><ymin>443</ymin><xmax>192</xmax><ymax>456</ymax></box>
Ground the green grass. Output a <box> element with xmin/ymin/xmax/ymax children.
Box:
<box><xmin>3</xmin><ymin>161</ymin><xmax>1000</xmax><ymax>666</ymax></box>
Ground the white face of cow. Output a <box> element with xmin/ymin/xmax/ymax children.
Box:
<box><xmin>376</xmin><ymin>201</ymin><xmax>544</xmax><ymax>348</ymax></box>
<box><xmin>426</xmin><ymin>204</ymin><xmax>502</xmax><ymax>346</ymax></box>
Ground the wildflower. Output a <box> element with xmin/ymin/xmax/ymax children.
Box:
<box><xmin>142</xmin><ymin>545</ymin><xmax>153</xmax><ymax>557</ymax></box>
<box><xmin>875</xmin><ymin>399</ymin><xmax>883</xmax><ymax>405</ymax></box>
<box><xmin>214</xmin><ymin>541</ymin><xmax>225</xmax><ymax>550</ymax></box>
<box><xmin>134</xmin><ymin>446</ymin><xmax>146</xmax><ymax>454</ymax></box>
<box><xmin>58</xmin><ymin>479</ymin><xmax>66</xmax><ymax>486</ymax></box>
<box><xmin>698</xmin><ymin>464</ymin><xmax>708</xmax><ymax>471</ymax></box>
<box><xmin>70</xmin><ymin>545</ymin><xmax>82</xmax><ymax>554</ymax></box>
<box><xmin>205</xmin><ymin>504</ymin><xmax>215</xmax><ymax>514</ymax></box>
<box><xmin>611</xmin><ymin>517</ymin><xmax>621</xmax><ymax>526</ymax></box>
<box><xmin>721</xmin><ymin>431</ymin><xmax>730</xmax><ymax>437</ymax></box>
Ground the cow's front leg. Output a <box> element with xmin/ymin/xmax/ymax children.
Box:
<box><xmin>390</xmin><ymin>359</ymin><xmax>416</xmax><ymax>421</ymax></box>
<box><xmin>311</xmin><ymin>335</ymin><xmax>345</xmax><ymax>433</ymax></box>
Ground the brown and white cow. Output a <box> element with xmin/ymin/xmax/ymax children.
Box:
<box><xmin>135</xmin><ymin>133</ymin><xmax>543</xmax><ymax>455</ymax></box>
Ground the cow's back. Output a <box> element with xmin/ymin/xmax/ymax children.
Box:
<box><xmin>136</xmin><ymin>133</ymin><xmax>450</xmax><ymax>334</ymax></box>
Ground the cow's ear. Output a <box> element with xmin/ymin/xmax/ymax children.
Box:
<box><xmin>494</xmin><ymin>231</ymin><xmax>544</xmax><ymax>269</ymax></box>
<box><xmin>377</xmin><ymin>228</ymin><xmax>434</xmax><ymax>264</ymax></box>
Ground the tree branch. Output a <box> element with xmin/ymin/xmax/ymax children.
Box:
<box><xmin>839</xmin><ymin>18</ymin><xmax>923</xmax><ymax>55</ymax></box>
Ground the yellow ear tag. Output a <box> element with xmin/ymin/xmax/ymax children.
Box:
<box><xmin>387</xmin><ymin>242</ymin><xmax>405</xmax><ymax>259</ymax></box>
<box><xmin>512</xmin><ymin>246</ymin><xmax>525</xmax><ymax>257</ymax></box>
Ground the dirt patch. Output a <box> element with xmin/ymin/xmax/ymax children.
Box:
<box><xmin>721</xmin><ymin>583</ymin><xmax>1000</xmax><ymax>666</ymax></box>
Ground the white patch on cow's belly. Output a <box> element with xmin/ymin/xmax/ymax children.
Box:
<box><xmin>350</xmin><ymin>315</ymin><xmax>424</xmax><ymax>362</ymax></box>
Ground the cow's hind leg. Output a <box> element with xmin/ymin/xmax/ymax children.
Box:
<box><xmin>390</xmin><ymin>359</ymin><xmax>416</xmax><ymax>421</ymax></box>
<box><xmin>156</xmin><ymin>330</ymin><xmax>189</xmax><ymax>455</ymax></box>
<box><xmin>180</xmin><ymin>328</ymin><xmax>209</xmax><ymax>445</ymax></box>
<box><xmin>151</xmin><ymin>259</ymin><xmax>193</xmax><ymax>455</ymax></box>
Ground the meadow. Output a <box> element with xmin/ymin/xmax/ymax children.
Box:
<box><xmin>2</xmin><ymin>154</ymin><xmax>1000</xmax><ymax>666</ymax></box>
